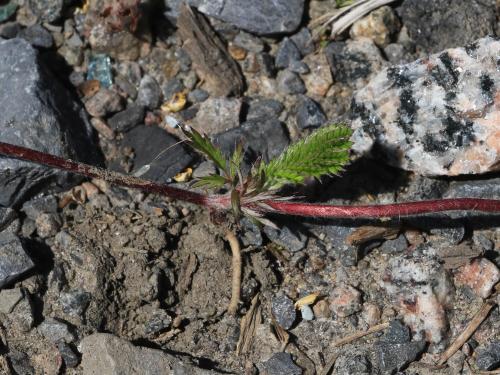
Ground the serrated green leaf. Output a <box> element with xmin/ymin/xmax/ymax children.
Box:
<box><xmin>260</xmin><ymin>124</ymin><xmax>352</xmax><ymax>190</ymax></box>
<box><xmin>180</xmin><ymin>125</ymin><xmax>228</xmax><ymax>174</ymax></box>
<box><xmin>191</xmin><ymin>174</ymin><xmax>227</xmax><ymax>189</ymax></box>
<box><xmin>229</xmin><ymin>142</ymin><xmax>244</xmax><ymax>180</ymax></box>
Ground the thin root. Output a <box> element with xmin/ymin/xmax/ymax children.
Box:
<box><xmin>226</xmin><ymin>230</ymin><xmax>241</xmax><ymax>315</ymax></box>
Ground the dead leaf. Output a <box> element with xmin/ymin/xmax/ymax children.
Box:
<box><xmin>236</xmin><ymin>294</ymin><xmax>261</xmax><ymax>355</ymax></box>
<box><xmin>346</xmin><ymin>225</ymin><xmax>400</xmax><ymax>246</ymax></box>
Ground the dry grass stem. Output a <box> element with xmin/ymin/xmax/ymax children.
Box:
<box><xmin>438</xmin><ymin>300</ymin><xmax>496</xmax><ymax>366</ymax></box>
<box><xmin>312</xmin><ymin>0</ymin><xmax>398</xmax><ymax>40</ymax></box>
<box><xmin>236</xmin><ymin>294</ymin><xmax>261</xmax><ymax>355</ymax></box>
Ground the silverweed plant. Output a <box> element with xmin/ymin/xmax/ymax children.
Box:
<box><xmin>1</xmin><ymin>124</ymin><xmax>500</xmax><ymax>313</ymax></box>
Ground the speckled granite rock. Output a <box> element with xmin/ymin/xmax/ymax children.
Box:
<box><xmin>382</xmin><ymin>244</ymin><xmax>454</xmax><ymax>349</ymax></box>
<box><xmin>351</xmin><ymin>36</ymin><xmax>500</xmax><ymax>176</ymax></box>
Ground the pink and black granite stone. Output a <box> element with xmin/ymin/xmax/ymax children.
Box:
<box><xmin>350</xmin><ymin>36</ymin><xmax>500</xmax><ymax>176</ymax></box>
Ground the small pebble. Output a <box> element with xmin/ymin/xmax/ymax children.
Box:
<box><xmin>271</xmin><ymin>293</ymin><xmax>296</xmax><ymax>330</ymax></box>
<box><xmin>476</xmin><ymin>341</ymin><xmax>500</xmax><ymax>371</ymax></box>
<box><xmin>137</xmin><ymin>75</ymin><xmax>161</xmax><ymax>110</ymax></box>
<box><xmin>300</xmin><ymin>305</ymin><xmax>314</xmax><ymax>321</ymax></box>
<box><xmin>275</xmin><ymin>37</ymin><xmax>301</xmax><ymax>69</ymax></box>
<box><xmin>455</xmin><ymin>258</ymin><xmax>500</xmax><ymax>299</ymax></box>
<box><xmin>277</xmin><ymin>70</ymin><xmax>306</xmax><ymax>95</ymax></box>
<box><xmin>84</xmin><ymin>88</ymin><xmax>124</xmax><ymax>118</ymax></box>
<box><xmin>295</xmin><ymin>95</ymin><xmax>327</xmax><ymax>129</ymax></box>
<box><xmin>260</xmin><ymin>352</ymin><xmax>302</xmax><ymax>375</ymax></box>
<box><xmin>329</xmin><ymin>284</ymin><xmax>362</xmax><ymax>317</ymax></box>
<box><xmin>20</xmin><ymin>24</ymin><xmax>53</xmax><ymax>48</ymax></box>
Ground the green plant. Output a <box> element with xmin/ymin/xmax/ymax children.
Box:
<box><xmin>180</xmin><ymin>123</ymin><xmax>352</xmax><ymax>225</ymax></box>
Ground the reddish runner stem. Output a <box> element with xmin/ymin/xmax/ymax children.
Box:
<box><xmin>261</xmin><ymin>198</ymin><xmax>500</xmax><ymax>218</ymax></box>
<box><xmin>1</xmin><ymin>141</ymin><xmax>500</xmax><ymax>219</ymax></box>
<box><xmin>0</xmin><ymin>141</ymin><xmax>220</xmax><ymax>209</ymax></box>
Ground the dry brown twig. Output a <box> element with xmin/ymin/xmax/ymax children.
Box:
<box><xmin>331</xmin><ymin>322</ymin><xmax>390</xmax><ymax>348</ymax></box>
<box><xmin>236</xmin><ymin>294</ymin><xmax>261</xmax><ymax>355</ymax></box>
<box><xmin>438</xmin><ymin>300</ymin><xmax>497</xmax><ymax>366</ymax></box>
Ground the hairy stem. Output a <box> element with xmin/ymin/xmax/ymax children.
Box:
<box><xmin>1</xmin><ymin>141</ymin><xmax>500</xmax><ymax>219</ymax></box>
<box><xmin>0</xmin><ymin>141</ymin><xmax>225</xmax><ymax>209</ymax></box>
<box><xmin>260</xmin><ymin>198</ymin><xmax>500</xmax><ymax>218</ymax></box>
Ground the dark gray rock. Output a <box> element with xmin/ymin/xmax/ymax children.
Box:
<box><xmin>334</xmin><ymin>354</ymin><xmax>371</xmax><ymax>375</ymax></box>
<box><xmin>57</xmin><ymin>342</ymin><xmax>80</xmax><ymax>368</ymax></box>
<box><xmin>288</xmin><ymin>60</ymin><xmax>310</xmax><ymax>74</ymax></box>
<box><xmin>380</xmin><ymin>235</ymin><xmax>408</xmax><ymax>254</ymax></box>
<box><xmin>246</xmin><ymin>98</ymin><xmax>284</xmax><ymax>121</ymax></box>
<box><xmin>161</xmin><ymin>77</ymin><xmax>184</xmax><ymax>101</ymax></box>
<box><xmin>271</xmin><ymin>294</ymin><xmax>296</xmax><ymax>330</ymax></box>
<box><xmin>291</xmin><ymin>27</ymin><xmax>314</xmax><ymax>56</ymax></box>
<box><xmin>296</xmin><ymin>95</ymin><xmax>327</xmax><ymax>129</ymax></box>
<box><xmin>114</xmin><ymin>75</ymin><xmax>138</xmax><ymax>100</ymax></box>
<box><xmin>187</xmin><ymin>88</ymin><xmax>209</xmax><ymax>103</ymax></box>
<box><xmin>214</xmin><ymin>117</ymin><xmax>289</xmax><ymax>167</ymax></box>
<box><xmin>38</xmin><ymin>317</ymin><xmax>76</xmax><ymax>344</ymax></box>
<box><xmin>163</xmin><ymin>0</ymin><xmax>184</xmax><ymax>24</ymax></box>
<box><xmin>398</xmin><ymin>176</ymin><xmax>449</xmax><ymax>201</ymax></box>
<box><xmin>121</xmin><ymin>125</ymin><xmax>194</xmax><ymax>184</ymax></box>
<box><xmin>0</xmin><ymin>38</ymin><xmax>101</xmax><ymax>208</ymax></box>
<box><xmin>27</xmin><ymin>0</ymin><xmax>64</xmax><ymax>22</ymax></box>
<box><xmin>275</xmin><ymin>38</ymin><xmax>301</xmax><ymax>69</ymax></box>
<box><xmin>430</xmin><ymin>223</ymin><xmax>465</xmax><ymax>244</ymax></box>
<box><xmin>376</xmin><ymin>340</ymin><xmax>426</xmax><ymax>374</ymax></box>
<box><xmin>325</xmin><ymin>39</ymin><xmax>386</xmax><ymax>89</ymax></box>
<box><xmin>0</xmin><ymin>236</ymin><xmax>34</xmax><ymax>289</ymax></box>
<box><xmin>137</xmin><ymin>75</ymin><xmax>161</xmax><ymax>110</ymax></box>
<box><xmin>21</xmin><ymin>195</ymin><xmax>58</xmax><ymax>220</ymax></box>
<box><xmin>20</xmin><ymin>24</ymin><xmax>53</xmax><ymax>48</ymax></box>
<box><xmin>234</xmin><ymin>31</ymin><xmax>265</xmax><ymax>53</ymax></box>
<box><xmin>68</xmin><ymin>70</ymin><xmax>85</xmax><ymax>87</ymax></box>
<box><xmin>398</xmin><ymin>0</ymin><xmax>496</xmax><ymax>53</ymax></box>
<box><xmin>0</xmin><ymin>22</ymin><xmax>21</xmax><ymax>39</ymax></box>
<box><xmin>444</xmin><ymin>178</ymin><xmax>500</xmax><ymax>199</ymax></box>
<box><xmin>381</xmin><ymin>320</ymin><xmax>411</xmax><ymax>344</ymax></box>
<box><xmin>240</xmin><ymin>217</ymin><xmax>263</xmax><ymax>247</ymax></box>
<box><xmin>476</xmin><ymin>341</ymin><xmax>500</xmax><ymax>371</ymax></box>
<box><xmin>260</xmin><ymin>352</ymin><xmax>302</xmax><ymax>375</ymax></box>
<box><xmin>188</xmin><ymin>0</ymin><xmax>305</xmax><ymax>35</ymax></box>
<box><xmin>0</xmin><ymin>208</ymin><xmax>16</xmax><ymax>232</ymax></box>
<box><xmin>144</xmin><ymin>308</ymin><xmax>172</xmax><ymax>335</ymax></box>
<box><xmin>107</xmin><ymin>105</ymin><xmax>145</xmax><ymax>132</ymax></box>
<box><xmin>8</xmin><ymin>350</ymin><xmax>34</xmax><ymax>375</ymax></box>
<box><xmin>264</xmin><ymin>224</ymin><xmax>308</xmax><ymax>253</ymax></box>
<box><xmin>59</xmin><ymin>290</ymin><xmax>91</xmax><ymax>318</ymax></box>
<box><xmin>277</xmin><ymin>70</ymin><xmax>306</xmax><ymax>95</ymax></box>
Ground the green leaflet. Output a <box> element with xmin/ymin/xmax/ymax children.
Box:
<box><xmin>191</xmin><ymin>174</ymin><xmax>227</xmax><ymax>189</ymax></box>
<box><xmin>180</xmin><ymin>125</ymin><xmax>227</xmax><ymax>173</ymax></box>
<box><xmin>259</xmin><ymin>124</ymin><xmax>352</xmax><ymax>190</ymax></box>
